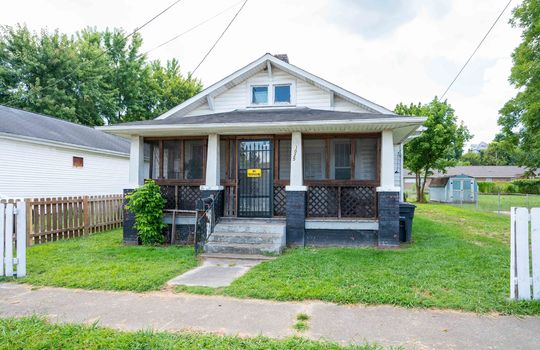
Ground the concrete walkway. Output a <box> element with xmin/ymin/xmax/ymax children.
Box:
<box><xmin>167</xmin><ymin>257</ymin><xmax>264</xmax><ymax>288</ymax></box>
<box><xmin>1</xmin><ymin>283</ymin><xmax>539</xmax><ymax>349</ymax></box>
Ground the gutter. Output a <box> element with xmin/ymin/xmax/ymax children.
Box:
<box><xmin>0</xmin><ymin>132</ymin><xmax>130</xmax><ymax>158</ymax></box>
<box><xmin>97</xmin><ymin>116</ymin><xmax>427</xmax><ymax>134</ymax></box>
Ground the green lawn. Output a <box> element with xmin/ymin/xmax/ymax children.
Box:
<box><xmin>177</xmin><ymin>204</ymin><xmax>540</xmax><ymax>315</ymax></box>
<box><xmin>0</xmin><ymin>317</ymin><xmax>386</xmax><ymax>350</ymax></box>
<box><xmin>1</xmin><ymin>229</ymin><xmax>197</xmax><ymax>292</ymax></box>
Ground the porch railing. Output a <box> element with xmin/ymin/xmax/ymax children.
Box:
<box><xmin>194</xmin><ymin>195</ymin><xmax>217</xmax><ymax>254</ymax></box>
<box><xmin>306</xmin><ymin>183</ymin><xmax>377</xmax><ymax>219</ymax></box>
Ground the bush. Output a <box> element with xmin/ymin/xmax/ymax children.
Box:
<box><xmin>512</xmin><ymin>179</ymin><xmax>540</xmax><ymax>195</ymax></box>
<box><xmin>126</xmin><ymin>180</ymin><xmax>166</xmax><ymax>245</ymax></box>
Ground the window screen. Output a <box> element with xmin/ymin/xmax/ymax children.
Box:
<box><xmin>184</xmin><ymin>140</ymin><xmax>205</xmax><ymax>179</ymax></box>
<box><xmin>149</xmin><ymin>142</ymin><xmax>160</xmax><ymax>179</ymax></box>
<box><xmin>163</xmin><ymin>141</ymin><xmax>182</xmax><ymax>179</ymax></box>
<box><xmin>331</xmin><ymin>139</ymin><xmax>351</xmax><ymax>180</ymax></box>
<box><xmin>354</xmin><ymin>138</ymin><xmax>377</xmax><ymax>180</ymax></box>
<box><xmin>304</xmin><ymin>139</ymin><xmax>326</xmax><ymax>180</ymax></box>
<box><xmin>278</xmin><ymin>140</ymin><xmax>291</xmax><ymax>180</ymax></box>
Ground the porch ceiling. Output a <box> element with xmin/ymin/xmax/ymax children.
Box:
<box><xmin>98</xmin><ymin>108</ymin><xmax>426</xmax><ymax>144</ymax></box>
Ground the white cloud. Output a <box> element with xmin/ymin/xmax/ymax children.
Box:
<box><xmin>0</xmin><ymin>0</ymin><xmax>523</xmax><ymax>145</ymax></box>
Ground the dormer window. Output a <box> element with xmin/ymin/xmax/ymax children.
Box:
<box><xmin>274</xmin><ymin>84</ymin><xmax>291</xmax><ymax>104</ymax></box>
<box><xmin>251</xmin><ymin>85</ymin><xmax>268</xmax><ymax>104</ymax></box>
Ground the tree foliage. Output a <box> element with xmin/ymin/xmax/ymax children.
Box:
<box><xmin>0</xmin><ymin>25</ymin><xmax>202</xmax><ymax>126</ymax></box>
<box><xmin>459</xmin><ymin>139</ymin><xmax>522</xmax><ymax>166</ymax></box>
<box><xmin>126</xmin><ymin>180</ymin><xmax>166</xmax><ymax>245</ymax></box>
<box><xmin>395</xmin><ymin>98</ymin><xmax>472</xmax><ymax>202</ymax></box>
<box><xmin>497</xmin><ymin>0</ymin><xmax>540</xmax><ymax>175</ymax></box>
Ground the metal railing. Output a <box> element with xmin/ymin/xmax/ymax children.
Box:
<box><xmin>194</xmin><ymin>194</ymin><xmax>217</xmax><ymax>254</ymax></box>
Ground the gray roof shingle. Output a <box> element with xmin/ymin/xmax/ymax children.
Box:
<box><xmin>115</xmin><ymin>107</ymin><xmax>409</xmax><ymax>127</ymax></box>
<box><xmin>0</xmin><ymin>105</ymin><xmax>129</xmax><ymax>154</ymax></box>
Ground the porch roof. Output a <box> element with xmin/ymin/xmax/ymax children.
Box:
<box><xmin>98</xmin><ymin>108</ymin><xmax>426</xmax><ymax>144</ymax></box>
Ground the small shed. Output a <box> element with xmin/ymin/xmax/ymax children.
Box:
<box><xmin>429</xmin><ymin>174</ymin><xmax>478</xmax><ymax>203</ymax></box>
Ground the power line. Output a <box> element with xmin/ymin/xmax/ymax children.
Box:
<box><xmin>40</xmin><ymin>0</ymin><xmax>184</xmax><ymax>94</ymax></box>
<box><xmin>142</xmin><ymin>0</ymin><xmax>244</xmax><ymax>57</ymax></box>
<box><xmin>191</xmin><ymin>0</ymin><xmax>249</xmax><ymax>75</ymax></box>
<box><xmin>440</xmin><ymin>0</ymin><xmax>512</xmax><ymax>99</ymax></box>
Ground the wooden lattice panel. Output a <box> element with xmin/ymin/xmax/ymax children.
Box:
<box><xmin>178</xmin><ymin>186</ymin><xmax>200</xmax><ymax>210</ymax></box>
<box><xmin>307</xmin><ymin>186</ymin><xmax>338</xmax><ymax>217</ymax></box>
<box><xmin>160</xmin><ymin>185</ymin><xmax>176</xmax><ymax>210</ymax></box>
<box><xmin>273</xmin><ymin>185</ymin><xmax>287</xmax><ymax>216</ymax></box>
<box><xmin>340</xmin><ymin>186</ymin><xmax>376</xmax><ymax>218</ymax></box>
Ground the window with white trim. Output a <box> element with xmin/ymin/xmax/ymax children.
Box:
<box><xmin>251</xmin><ymin>85</ymin><xmax>268</xmax><ymax>105</ymax></box>
<box><xmin>274</xmin><ymin>84</ymin><xmax>291</xmax><ymax>104</ymax></box>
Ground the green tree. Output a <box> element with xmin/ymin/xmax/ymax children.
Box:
<box><xmin>0</xmin><ymin>25</ymin><xmax>202</xmax><ymax>126</ymax></box>
<box><xmin>498</xmin><ymin>0</ymin><xmax>540</xmax><ymax>175</ymax></box>
<box><xmin>395</xmin><ymin>98</ymin><xmax>472</xmax><ymax>202</ymax></box>
<box><xmin>458</xmin><ymin>140</ymin><xmax>522</xmax><ymax>166</ymax></box>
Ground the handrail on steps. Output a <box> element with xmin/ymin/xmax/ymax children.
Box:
<box><xmin>194</xmin><ymin>194</ymin><xmax>217</xmax><ymax>254</ymax></box>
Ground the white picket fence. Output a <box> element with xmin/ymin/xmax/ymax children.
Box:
<box><xmin>510</xmin><ymin>207</ymin><xmax>539</xmax><ymax>300</ymax></box>
<box><xmin>0</xmin><ymin>201</ymin><xmax>26</xmax><ymax>278</ymax></box>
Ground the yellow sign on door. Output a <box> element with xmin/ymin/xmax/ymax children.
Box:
<box><xmin>247</xmin><ymin>168</ymin><xmax>262</xmax><ymax>177</ymax></box>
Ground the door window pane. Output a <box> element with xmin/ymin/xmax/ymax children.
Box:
<box><xmin>163</xmin><ymin>141</ymin><xmax>182</xmax><ymax>179</ymax></box>
<box><xmin>251</xmin><ymin>86</ymin><xmax>268</xmax><ymax>104</ymax></box>
<box><xmin>354</xmin><ymin>138</ymin><xmax>377</xmax><ymax>180</ymax></box>
<box><xmin>184</xmin><ymin>140</ymin><xmax>205</xmax><ymax>179</ymax></box>
<box><xmin>330</xmin><ymin>139</ymin><xmax>351</xmax><ymax>180</ymax></box>
<box><xmin>278</xmin><ymin>140</ymin><xmax>291</xmax><ymax>180</ymax></box>
<box><xmin>304</xmin><ymin>139</ymin><xmax>326</xmax><ymax>180</ymax></box>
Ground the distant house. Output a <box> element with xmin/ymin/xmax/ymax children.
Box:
<box><xmin>469</xmin><ymin>141</ymin><xmax>488</xmax><ymax>153</ymax></box>
<box><xmin>404</xmin><ymin>165</ymin><xmax>528</xmax><ymax>190</ymax></box>
<box><xmin>0</xmin><ymin>105</ymin><xmax>130</xmax><ymax>198</ymax></box>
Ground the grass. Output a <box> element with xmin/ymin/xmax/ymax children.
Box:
<box><xmin>177</xmin><ymin>203</ymin><xmax>540</xmax><ymax>315</ymax></box>
<box><xmin>0</xmin><ymin>317</ymin><xmax>388</xmax><ymax>350</ymax></box>
<box><xmin>293</xmin><ymin>313</ymin><xmax>311</xmax><ymax>332</ymax></box>
<box><xmin>0</xmin><ymin>229</ymin><xmax>197</xmax><ymax>292</ymax></box>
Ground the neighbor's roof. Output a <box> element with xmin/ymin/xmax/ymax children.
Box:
<box><xmin>156</xmin><ymin>53</ymin><xmax>394</xmax><ymax>120</ymax></box>
<box><xmin>405</xmin><ymin>166</ymin><xmax>527</xmax><ymax>179</ymax></box>
<box><xmin>0</xmin><ymin>105</ymin><xmax>129</xmax><ymax>155</ymax></box>
<box><xmin>429</xmin><ymin>177</ymin><xmax>450</xmax><ymax>187</ymax></box>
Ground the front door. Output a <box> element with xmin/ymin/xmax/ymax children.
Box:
<box><xmin>237</xmin><ymin>140</ymin><xmax>273</xmax><ymax>217</ymax></box>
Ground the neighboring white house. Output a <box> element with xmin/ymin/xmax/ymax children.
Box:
<box><xmin>0</xmin><ymin>105</ymin><xmax>130</xmax><ymax>198</ymax></box>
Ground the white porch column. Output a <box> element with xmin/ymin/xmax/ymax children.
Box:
<box><xmin>286</xmin><ymin>131</ymin><xmax>307</xmax><ymax>191</ymax></box>
<box><xmin>129</xmin><ymin>135</ymin><xmax>144</xmax><ymax>188</ymax></box>
<box><xmin>378</xmin><ymin>129</ymin><xmax>400</xmax><ymax>192</ymax></box>
<box><xmin>201</xmin><ymin>133</ymin><xmax>223</xmax><ymax>190</ymax></box>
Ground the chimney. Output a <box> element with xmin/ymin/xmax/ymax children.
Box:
<box><xmin>274</xmin><ymin>54</ymin><xmax>289</xmax><ymax>63</ymax></box>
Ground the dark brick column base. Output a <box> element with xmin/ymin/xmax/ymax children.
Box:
<box><xmin>286</xmin><ymin>190</ymin><xmax>306</xmax><ymax>246</ymax></box>
<box><xmin>123</xmin><ymin>188</ymin><xmax>139</xmax><ymax>245</ymax></box>
<box><xmin>377</xmin><ymin>191</ymin><xmax>400</xmax><ymax>247</ymax></box>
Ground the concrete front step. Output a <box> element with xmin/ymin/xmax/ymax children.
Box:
<box><xmin>214</xmin><ymin>222</ymin><xmax>286</xmax><ymax>235</ymax></box>
<box><xmin>199</xmin><ymin>253</ymin><xmax>276</xmax><ymax>261</ymax></box>
<box><xmin>209</xmin><ymin>232</ymin><xmax>285</xmax><ymax>245</ymax></box>
<box><xmin>204</xmin><ymin>242</ymin><xmax>283</xmax><ymax>255</ymax></box>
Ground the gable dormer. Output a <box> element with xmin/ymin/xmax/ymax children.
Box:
<box><xmin>156</xmin><ymin>53</ymin><xmax>393</xmax><ymax>119</ymax></box>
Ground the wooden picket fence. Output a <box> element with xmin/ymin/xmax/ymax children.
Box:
<box><xmin>510</xmin><ymin>207</ymin><xmax>540</xmax><ymax>300</ymax></box>
<box><xmin>1</xmin><ymin>195</ymin><xmax>123</xmax><ymax>245</ymax></box>
<box><xmin>0</xmin><ymin>201</ymin><xmax>26</xmax><ymax>277</ymax></box>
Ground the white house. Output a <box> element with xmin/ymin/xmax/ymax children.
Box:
<box><xmin>0</xmin><ymin>105</ymin><xmax>130</xmax><ymax>198</ymax></box>
<box><xmin>100</xmin><ymin>53</ymin><xmax>425</xmax><ymax>251</ymax></box>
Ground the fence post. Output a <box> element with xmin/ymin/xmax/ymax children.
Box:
<box><xmin>532</xmin><ymin>208</ymin><xmax>540</xmax><ymax>299</ymax></box>
<box><xmin>83</xmin><ymin>196</ymin><xmax>90</xmax><ymax>235</ymax></box>
<box><xmin>0</xmin><ymin>204</ymin><xmax>4</xmax><ymax>277</ymax></box>
<box><xmin>16</xmin><ymin>201</ymin><xmax>26</xmax><ymax>277</ymax></box>
<box><xmin>5</xmin><ymin>203</ymin><xmax>14</xmax><ymax>276</ymax></box>
<box><xmin>498</xmin><ymin>192</ymin><xmax>501</xmax><ymax>215</ymax></box>
<box><xmin>25</xmin><ymin>199</ymin><xmax>32</xmax><ymax>246</ymax></box>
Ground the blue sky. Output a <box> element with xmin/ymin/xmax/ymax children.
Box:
<box><xmin>0</xmin><ymin>0</ymin><xmax>523</xmax><ymax>145</ymax></box>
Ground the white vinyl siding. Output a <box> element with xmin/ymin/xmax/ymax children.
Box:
<box><xmin>185</xmin><ymin>68</ymin><xmax>371</xmax><ymax>116</ymax></box>
<box><xmin>0</xmin><ymin>138</ymin><xmax>129</xmax><ymax>198</ymax></box>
